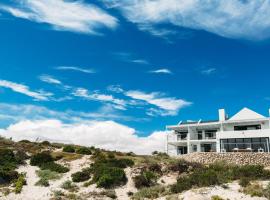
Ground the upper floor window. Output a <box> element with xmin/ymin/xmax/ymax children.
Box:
<box><xmin>234</xmin><ymin>124</ymin><xmax>261</xmax><ymax>131</ymax></box>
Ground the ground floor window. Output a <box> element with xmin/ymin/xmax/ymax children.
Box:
<box><xmin>177</xmin><ymin>146</ymin><xmax>187</xmax><ymax>155</ymax></box>
<box><xmin>220</xmin><ymin>137</ymin><xmax>269</xmax><ymax>152</ymax></box>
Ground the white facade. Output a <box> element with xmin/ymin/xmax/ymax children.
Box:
<box><xmin>166</xmin><ymin>108</ymin><xmax>270</xmax><ymax>156</ymax></box>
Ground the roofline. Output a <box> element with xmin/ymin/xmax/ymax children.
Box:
<box><xmin>167</xmin><ymin>117</ymin><xmax>270</xmax><ymax>130</ymax></box>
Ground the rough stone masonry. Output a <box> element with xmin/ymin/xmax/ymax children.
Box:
<box><xmin>180</xmin><ymin>152</ymin><xmax>270</xmax><ymax>166</ymax></box>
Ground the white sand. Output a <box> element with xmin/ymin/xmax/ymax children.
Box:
<box><xmin>115</xmin><ymin>167</ymin><xmax>137</xmax><ymax>200</ymax></box>
<box><xmin>1</xmin><ymin>155</ymin><xmax>92</xmax><ymax>200</ymax></box>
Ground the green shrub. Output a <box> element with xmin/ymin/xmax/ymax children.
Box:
<box><xmin>239</xmin><ymin>177</ymin><xmax>251</xmax><ymax>187</ymax></box>
<box><xmin>133</xmin><ymin>171</ymin><xmax>157</xmax><ymax>189</ymax></box>
<box><xmin>95</xmin><ymin>167</ymin><xmax>127</xmax><ymax>188</ymax></box>
<box><xmin>170</xmin><ymin>176</ymin><xmax>193</xmax><ymax>193</ymax></box>
<box><xmin>211</xmin><ymin>195</ymin><xmax>224</xmax><ymax>200</ymax></box>
<box><xmin>0</xmin><ymin>149</ymin><xmax>18</xmax><ymax>171</ymax></box>
<box><xmin>100</xmin><ymin>190</ymin><xmax>117</xmax><ymax>199</ymax></box>
<box><xmin>15</xmin><ymin>150</ymin><xmax>29</xmax><ymax>164</ymax></box>
<box><xmin>107</xmin><ymin>152</ymin><xmax>115</xmax><ymax>159</ymax></box>
<box><xmin>40</xmin><ymin>162</ymin><xmax>69</xmax><ymax>173</ymax></box>
<box><xmin>133</xmin><ymin>185</ymin><xmax>166</xmax><ymax>200</ymax></box>
<box><xmin>0</xmin><ymin>149</ymin><xmax>20</xmax><ymax>184</ymax></box>
<box><xmin>63</xmin><ymin>145</ymin><xmax>76</xmax><ymax>153</ymax></box>
<box><xmin>35</xmin><ymin>178</ymin><xmax>49</xmax><ymax>187</ymax></box>
<box><xmin>30</xmin><ymin>152</ymin><xmax>54</xmax><ymax>166</ymax></box>
<box><xmin>41</xmin><ymin>141</ymin><xmax>51</xmax><ymax>146</ymax></box>
<box><xmin>61</xmin><ymin>180</ymin><xmax>78</xmax><ymax>192</ymax></box>
<box><xmin>76</xmin><ymin>147</ymin><xmax>92</xmax><ymax>155</ymax></box>
<box><xmin>35</xmin><ymin>170</ymin><xmax>61</xmax><ymax>187</ymax></box>
<box><xmin>0</xmin><ymin>170</ymin><xmax>19</xmax><ymax>184</ymax></box>
<box><xmin>71</xmin><ymin>171</ymin><xmax>90</xmax><ymax>182</ymax></box>
<box><xmin>14</xmin><ymin>173</ymin><xmax>26</xmax><ymax>194</ymax></box>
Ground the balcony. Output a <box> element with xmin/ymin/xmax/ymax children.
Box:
<box><xmin>217</xmin><ymin>129</ymin><xmax>270</xmax><ymax>139</ymax></box>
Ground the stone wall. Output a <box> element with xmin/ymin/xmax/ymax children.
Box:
<box><xmin>179</xmin><ymin>152</ymin><xmax>270</xmax><ymax>166</ymax></box>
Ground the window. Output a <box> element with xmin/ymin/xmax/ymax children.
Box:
<box><xmin>234</xmin><ymin>124</ymin><xmax>261</xmax><ymax>131</ymax></box>
<box><xmin>205</xmin><ymin>130</ymin><xmax>217</xmax><ymax>139</ymax></box>
<box><xmin>176</xmin><ymin>131</ymin><xmax>188</xmax><ymax>140</ymax></box>
<box><xmin>220</xmin><ymin>137</ymin><xmax>269</xmax><ymax>152</ymax></box>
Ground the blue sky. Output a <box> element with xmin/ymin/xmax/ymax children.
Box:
<box><xmin>0</xmin><ymin>0</ymin><xmax>270</xmax><ymax>153</ymax></box>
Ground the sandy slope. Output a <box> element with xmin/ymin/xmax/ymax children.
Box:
<box><xmin>1</xmin><ymin>155</ymin><xmax>92</xmax><ymax>200</ymax></box>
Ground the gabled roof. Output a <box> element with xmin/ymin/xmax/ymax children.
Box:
<box><xmin>229</xmin><ymin>107</ymin><xmax>265</xmax><ymax>121</ymax></box>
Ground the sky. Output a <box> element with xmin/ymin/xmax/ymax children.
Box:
<box><xmin>0</xmin><ymin>0</ymin><xmax>270</xmax><ymax>154</ymax></box>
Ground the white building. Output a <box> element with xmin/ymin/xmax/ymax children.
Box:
<box><xmin>166</xmin><ymin>108</ymin><xmax>270</xmax><ymax>156</ymax></box>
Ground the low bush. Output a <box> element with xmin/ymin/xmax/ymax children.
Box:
<box><xmin>35</xmin><ymin>178</ymin><xmax>49</xmax><ymax>187</ymax></box>
<box><xmin>0</xmin><ymin>149</ymin><xmax>21</xmax><ymax>184</ymax></box>
<box><xmin>242</xmin><ymin>182</ymin><xmax>264</xmax><ymax>197</ymax></box>
<box><xmin>76</xmin><ymin>147</ymin><xmax>92</xmax><ymax>155</ymax></box>
<box><xmin>72</xmin><ymin>170</ymin><xmax>90</xmax><ymax>182</ymax></box>
<box><xmin>148</xmin><ymin>163</ymin><xmax>162</xmax><ymax>174</ymax></box>
<box><xmin>40</xmin><ymin>162</ymin><xmax>69</xmax><ymax>173</ymax></box>
<box><xmin>95</xmin><ymin>167</ymin><xmax>127</xmax><ymax>188</ymax></box>
<box><xmin>168</xmin><ymin>159</ymin><xmax>202</xmax><ymax>174</ymax></box>
<box><xmin>170</xmin><ymin>162</ymin><xmax>270</xmax><ymax>194</ymax></box>
<box><xmin>239</xmin><ymin>177</ymin><xmax>251</xmax><ymax>187</ymax></box>
<box><xmin>132</xmin><ymin>185</ymin><xmax>166</xmax><ymax>200</ymax></box>
<box><xmin>41</xmin><ymin>141</ymin><xmax>51</xmax><ymax>146</ymax></box>
<box><xmin>100</xmin><ymin>190</ymin><xmax>117</xmax><ymax>199</ymax></box>
<box><xmin>30</xmin><ymin>152</ymin><xmax>54</xmax><ymax>166</ymax></box>
<box><xmin>63</xmin><ymin>145</ymin><xmax>76</xmax><ymax>153</ymax></box>
<box><xmin>170</xmin><ymin>176</ymin><xmax>193</xmax><ymax>193</ymax></box>
<box><xmin>211</xmin><ymin>195</ymin><xmax>224</xmax><ymax>200</ymax></box>
<box><xmin>133</xmin><ymin>171</ymin><xmax>157</xmax><ymax>189</ymax></box>
<box><xmin>14</xmin><ymin>173</ymin><xmax>26</xmax><ymax>194</ymax></box>
<box><xmin>35</xmin><ymin>170</ymin><xmax>61</xmax><ymax>187</ymax></box>
<box><xmin>61</xmin><ymin>180</ymin><xmax>78</xmax><ymax>192</ymax></box>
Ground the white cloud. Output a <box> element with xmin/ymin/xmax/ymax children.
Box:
<box><xmin>125</xmin><ymin>90</ymin><xmax>191</xmax><ymax>116</ymax></box>
<box><xmin>0</xmin><ymin>119</ymin><xmax>166</xmax><ymax>155</ymax></box>
<box><xmin>103</xmin><ymin>0</ymin><xmax>270</xmax><ymax>40</ymax></box>
<box><xmin>39</xmin><ymin>74</ymin><xmax>62</xmax><ymax>85</ymax></box>
<box><xmin>0</xmin><ymin>0</ymin><xmax>117</xmax><ymax>34</ymax></box>
<box><xmin>107</xmin><ymin>85</ymin><xmax>124</xmax><ymax>93</ymax></box>
<box><xmin>201</xmin><ymin>68</ymin><xmax>217</xmax><ymax>75</ymax></box>
<box><xmin>0</xmin><ymin>103</ymin><xmax>147</xmax><ymax>127</ymax></box>
<box><xmin>55</xmin><ymin>66</ymin><xmax>96</xmax><ymax>74</ymax></box>
<box><xmin>72</xmin><ymin>88</ymin><xmax>128</xmax><ymax>110</ymax></box>
<box><xmin>112</xmin><ymin>52</ymin><xmax>149</xmax><ymax>64</ymax></box>
<box><xmin>0</xmin><ymin>79</ymin><xmax>52</xmax><ymax>101</ymax></box>
<box><xmin>149</xmin><ymin>68</ymin><xmax>172</xmax><ymax>74</ymax></box>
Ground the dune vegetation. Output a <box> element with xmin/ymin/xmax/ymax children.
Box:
<box><xmin>1</xmin><ymin>136</ymin><xmax>270</xmax><ymax>200</ymax></box>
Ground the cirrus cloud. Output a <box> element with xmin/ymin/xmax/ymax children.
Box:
<box><xmin>103</xmin><ymin>0</ymin><xmax>270</xmax><ymax>40</ymax></box>
<box><xmin>0</xmin><ymin>0</ymin><xmax>118</xmax><ymax>34</ymax></box>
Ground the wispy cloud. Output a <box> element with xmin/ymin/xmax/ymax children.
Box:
<box><xmin>0</xmin><ymin>103</ymin><xmax>145</xmax><ymax>124</ymax></box>
<box><xmin>55</xmin><ymin>66</ymin><xmax>95</xmax><ymax>74</ymax></box>
<box><xmin>0</xmin><ymin>0</ymin><xmax>118</xmax><ymax>34</ymax></box>
<box><xmin>149</xmin><ymin>68</ymin><xmax>172</xmax><ymax>74</ymax></box>
<box><xmin>39</xmin><ymin>74</ymin><xmax>62</xmax><ymax>85</ymax></box>
<box><xmin>72</xmin><ymin>87</ymin><xmax>128</xmax><ymax>110</ymax></box>
<box><xmin>125</xmin><ymin>90</ymin><xmax>191</xmax><ymax>116</ymax></box>
<box><xmin>102</xmin><ymin>0</ymin><xmax>270</xmax><ymax>40</ymax></box>
<box><xmin>201</xmin><ymin>68</ymin><xmax>217</xmax><ymax>75</ymax></box>
<box><xmin>0</xmin><ymin>79</ymin><xmax>52</xmax><ymax>101</ymax></box>
<box><xmin>112</xmin><ymin>52</ymin><xmax>149</xmax><ymax>65</ymax></box>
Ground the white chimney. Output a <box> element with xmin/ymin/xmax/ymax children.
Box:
<box><xmin>219</xmin><ymin>109</ymin><xmax>226</xmax><ymax>121</ymax></box>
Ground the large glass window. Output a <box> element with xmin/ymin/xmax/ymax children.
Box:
<box><xmin>220</xmin><ymin>137</ymin><xmax>269</xmax><ymax>152</ymax></box>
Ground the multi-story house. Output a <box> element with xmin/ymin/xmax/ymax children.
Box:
<box><xmin>166</xmin><ymin>108</ymin><xmax>270</xmax><ymax>156</ymax></box>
